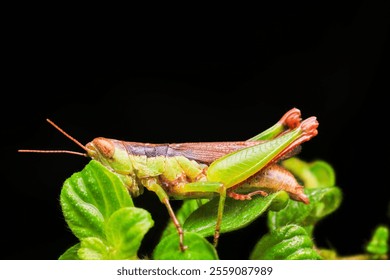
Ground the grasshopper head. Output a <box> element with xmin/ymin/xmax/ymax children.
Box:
<box><xmin>86</xmin><ymin>137</ymin><xmax>133</xmax><ymax>175</ymax></box>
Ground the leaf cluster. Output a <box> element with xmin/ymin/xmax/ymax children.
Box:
<box><xmin>59</xmin><ymin>158</ymin><xmax>388</xmax><ymax>260</ymax></box>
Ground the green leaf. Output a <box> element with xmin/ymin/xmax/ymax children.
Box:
<box><xmin>105</xmin><ymin>207</ymin><xmax>154</xmax><ymax>260</ymax></box>
<box><xmin>268</xmin><ymin>191</ymin><xmax>290</xmax><ymax>211</ymax></box>
<box><xmin>268</xmin><ymin>187</ymin><xmax>342</xmax><ymax>233</ymax></box>
<box><xmin>184</xmin><ymin>192</ymin><xmax>285</xmax><ymax>237</ymax></box>
<box><xmin>78</xmin><ymin>237</ymin><xmax>109</xmax><ymax>260</ymax></box>
<box><xmin>250</xmin><ymin>224</ymin><xmax>321</xmax><ymax>260</ymax></box>
<box><xmin>153</xmin><ymin>232</ymin><xmax>219</xmax><ymax>260</ymax></box>
<box><xmin>306</xmin><ymin>187</ymin><xmax>342</xmax><ymax>223</ymax></box>
<box><xmin>365</xmin><ymin>225</ymin><xmax>389</xmax><ymax>256</ymax></box>
<box><xmin>60</xmin><ymin>160</ymin><xmax>133</xmax><ymax>240</ymax></box>
<box><xmin>60</xmin><ymin>208</ymin><xmax>154</xmax><ymax>260</ymax></box>
<box><xmin>58</xmin><ymin>243</ymin><xmax>81</xmax><ymax>260</ymax></box>
<box><xmin>282</xmin><ymin>158</ymin><xmax>336</xmax><ymax>188</ymax></box>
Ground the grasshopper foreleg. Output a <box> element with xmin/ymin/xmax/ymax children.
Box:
<box><xmin>141</xmin><ymin>178</ymin><xmax>188</xmax><ymax>252</ymax></box>
<box><xmin>161</xmin><ymin>196</ymin><xmax>187</xmax><ymax>251</ymax></box>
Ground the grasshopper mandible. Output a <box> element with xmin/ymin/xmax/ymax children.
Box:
<box><xmin>19</xmin><ymin>108</ymin><xmax>318</xmax><ymax>251</ymax></box>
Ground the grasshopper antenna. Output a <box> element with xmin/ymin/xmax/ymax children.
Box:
<box><xmin>18</xmin><ymin>119</ymin><xmax>88</xmax><ymax>157</ymax></box>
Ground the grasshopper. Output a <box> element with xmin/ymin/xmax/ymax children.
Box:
<box><xmin>19</xmin><ymin>108</ymin><xmax>318</xmax><ymax>251</ymax></box>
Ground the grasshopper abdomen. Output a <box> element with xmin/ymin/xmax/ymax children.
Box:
<box><xmin>230</xmin><ymin>164</ymin><xmax>309</xmax><ymax>204</ymax></box>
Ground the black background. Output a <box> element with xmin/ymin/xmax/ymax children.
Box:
<box><xmin>3</xmin><ymin>1</ymin><xmax>389</xmax><ymax>260</ymax></box>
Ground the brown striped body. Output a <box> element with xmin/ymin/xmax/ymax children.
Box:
<box><xmin>109</xmin><ymin>139</ymin><xmax>265</xmax><ymax>164</ymax></box>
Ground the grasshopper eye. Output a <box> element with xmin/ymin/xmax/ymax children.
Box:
<box><xmin>92</xmin><ymin>137</ymin><xmax>115</xmax><ymax>158</ymax></box>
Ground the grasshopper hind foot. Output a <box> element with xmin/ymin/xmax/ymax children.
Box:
<box><xmin>227</xmin><ymin>190</ymin><xmax>268</xmax><ymax>200</ymax></box>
